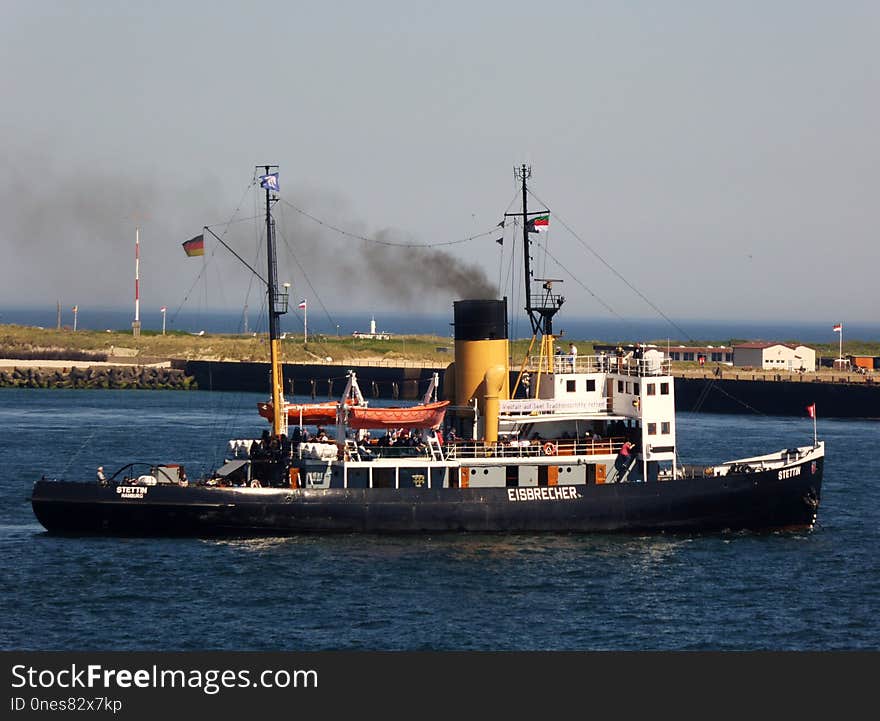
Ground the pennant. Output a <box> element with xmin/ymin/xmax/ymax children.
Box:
<box><xmin>496</xmin><ymin>237</ymin><xmax>504</xmax><ymax>245</ymax></box>
<box><xmin>832</xmin><ymin>324</ymin><xmax>842</xmax><ymax>332</ymax></box>
<box><xmin>160</xmin><ymin>306</ymin><xmax>167</xmax><ymax>313</ymax></box>
<box><xmin>806</xmin><ymin>403</ymin><xmax>816</xmax><ymax>419</ymax></box>
<box><xmin>182</xmin><ymin>235</ymin><xmax>205</xmax><ymax>257</ymax></box>
<box><xmin>298</xmin><ymin>298</ymin><xmax>307</xmax><ymax>310</ymax></box>
<box><xmin>496</xmin><ymin>220</ymin><xmax>505</xmax><ymax>228</ymax></box>
<box><xmin>260</xmin><ymin>173</ymin><xmax>280</xmax><ymax>192</ymax></box>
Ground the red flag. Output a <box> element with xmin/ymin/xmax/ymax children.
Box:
<box><xmin>806</xmin><ymin>403</ymin><xmax>816</xmax><ymax>419</ymax></box>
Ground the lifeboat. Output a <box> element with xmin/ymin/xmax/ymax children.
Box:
<box><xmin>346</xmin><ymin>400</ymin><xmax>450</xmax><ymax>430</ymax></box>
<box><xmin>257</xmin><ymin>399</ymin><xmax>358</xmax><ymax>426</ymax></box>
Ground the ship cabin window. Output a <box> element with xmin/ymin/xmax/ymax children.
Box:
<box><xmin>647</xmin><ymin>422</ymin><xmax>657</xmax><ymax>435</ymax></box>
<box><xmin>625</xmin><ymin>382</ymin><xmax>632</xmax><ymax>394</ymax></box>
<box><xmin>586</xmin><ymin>379</ymin><xmax>596</xmax><ymax>392</ymax></box>
<box><xmin>566</xmin><ymin>380</ymin><xmax>576</xmax><ymax>393</ymax></box>
<box><xmin>634</xmin><ymin>383</ymin><xmax>639</xmax><ymax>395</ymax></box>
<box><xmin>430</xmin><ymin>468</ymin><xmax>448</xmax><ymax>489</ymax></box>
<box><xmin>617</xmin><ymin>380</ymin><xmax>624</xmax><ymax>393</ymax></box>
<box><xmin>346</xmin><ymin>468</ymin><xmax>369</xmax><ymax>489</ymax></box>
<box><xmin>647</xmin><ymin>383</ymin><xmax>656</xmax><ymax>395</ymax></box>
<box><xmin>371</xmin><ymin>468</ymin><xmax>396</xmax><ymax>489</ymax></box>
<box><xmin>660</xmin><ymin>382</ymin><xmax>670</xmax><ymax>395</ymax></box>
<box><xmin>661</xmin><ymin>422</ymin><xmax>671</xmax><ymax>434</ymax></box>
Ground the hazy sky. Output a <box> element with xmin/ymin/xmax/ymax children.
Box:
<box><xmin>1</xmin><ymin>1</ymin><xmax>877</xmax><ymax>328</ymax></box>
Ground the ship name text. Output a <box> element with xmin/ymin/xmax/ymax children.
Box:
<box><xmin>778</xmin><ymin>467</ymin><xmax>802</xmax><ymax>480</ymax></box>
<box><xmin>508</xmin><ymin>486</ymin><xmax>580</xmax><ymax>502</ymax></box>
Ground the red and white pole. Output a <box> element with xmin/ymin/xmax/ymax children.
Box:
<box><xmin>132</xmin><ymin>226</ymin><xmax>142</xmax><ymax>337</ymax></box>
<box><xmin>135</xmin><ymin>226</ymin><xmax>140</xmax><ymax>323</ymax></box>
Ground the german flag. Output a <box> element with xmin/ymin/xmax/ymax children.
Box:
<box><xmin>182</xmin><ymin>234</ymin><xmax>204</xmax><ymax>257</ymax></box>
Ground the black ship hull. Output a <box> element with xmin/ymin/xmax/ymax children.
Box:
<box><xmin>31</xmin><ymin>456</ymin><xmax>822</xmax><ymax>536</ymax></box>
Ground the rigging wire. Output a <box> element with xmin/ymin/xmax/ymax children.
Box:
<box><xmin>170</xmin><ymin>177</ymin><xmax>258</xmax><ymax>325</ymax></box>
<box><xmin>275</xmin><ymin>203</ymin><xmax>338</xmax><ymax>333</ymax></box>
<box><xmin>527</xmin><ymin>188</ymin><xmax>696</xmax><ymax>343</ymax></box>
<box><xmin>278</xmin><ymin>197</ymin><xmax>499</xmax><ymax>248</ymax></box>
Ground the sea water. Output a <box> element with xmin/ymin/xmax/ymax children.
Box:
<box><xmin>0</xmin><ymin>388</ymin><xmax>878</xmax><ymax>650</ymax></box>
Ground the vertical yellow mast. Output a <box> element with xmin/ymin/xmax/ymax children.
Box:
<box><xmin>260</xmin><ymin>164</ymin><xmax>288</xmax><ymax>437</ymax></box>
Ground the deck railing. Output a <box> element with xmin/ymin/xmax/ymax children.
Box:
<box><xmin>524</xmin><ymin>355</ymin><xmax>670</xmax><ymax>377</ymax></box>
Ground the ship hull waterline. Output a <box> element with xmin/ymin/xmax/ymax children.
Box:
<box><xmin>31</xmin><ymin>457</ymin><xmax>822</xmax><ymax>536</ymax></box>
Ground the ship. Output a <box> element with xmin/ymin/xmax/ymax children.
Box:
<box><xmin>31</xmin><ymin>165</ymin><xmax>824</xmax><ymax>536</ymax></box>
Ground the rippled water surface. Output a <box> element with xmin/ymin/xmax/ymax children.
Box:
<box><xmin>1</xmin><ymin>389</ymin><xmax>878</xmax><ymax>650</ymax></box>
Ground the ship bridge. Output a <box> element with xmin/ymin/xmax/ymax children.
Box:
<box><xmin>504</xmin><ymin>352</ymin><xmax>677</xmax><ymax>468</ymax></box>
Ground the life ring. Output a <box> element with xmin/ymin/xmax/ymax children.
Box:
<box><xmin>543</xmin><ymin>442</ymin><xmax>557</xmax><ymax>456</ymax></box>
<box><xmin>250</xmin><ymin>479</ymin><xmax>262</xmax><ymax>488</ymax></box>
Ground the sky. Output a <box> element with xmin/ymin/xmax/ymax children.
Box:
<box><xmin>1</xmin><ymin>0</ymin><xmax>877</xmax><ymax>330</ymax></box>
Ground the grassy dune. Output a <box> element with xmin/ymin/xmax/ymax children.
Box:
<box><xmin>1</xmin><ymin>323</ymin><xmax>876</xmax><ymax>367</ymax></box>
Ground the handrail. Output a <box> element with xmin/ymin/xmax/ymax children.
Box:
<box><xmin>444</xmin><ymin>436</ymin><xmax>627</xmax><ymax>460</ymax></box>
<box><xmin>523</xmin><ymin>354</ymin><xmax>670</xmax><ymax>377</ymax></box>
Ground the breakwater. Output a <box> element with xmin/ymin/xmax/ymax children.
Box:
<box><xmin>182</xmin><ymin>360</ymin><xmax>446</xmax><ymax>400</ymax></box>
<box><xmin>675</xmin><ymin>376</ymin><xmax>879</xmax><ymax>419</ymax></box>
<box><xmin>0</xmin><ymin>365</ymin><xmax>196</xmax><ymax>390</ymax></box>
<box><xmin>184</xmin><ymin>360</ymin><xmax>878</xmax><ymax>418</ymax></box>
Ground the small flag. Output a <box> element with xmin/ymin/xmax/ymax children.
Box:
<box><xmin>182</xmin><ymin>235</ymin><xmax>205</xmax><ymax>257</ymax></box>
<box><xmin>496</xmin><ymin>237</ymin><xmax>504</xmax><ymax>245</ymax></box>
<box><xmin>806</xmin><ymin>403</ymin><xmax>816</xmax><ymax>419</ymax></box>
<box><xmin>832</xmin><ymin>323</ymin><xmax>842</xmax><ymax>332</ymax></box>
<box><xmin>260</xmin><ymin>173</ymin><xmax>280</xmax><ymax>192</ymax></box>
<box><xmin>160</xmin><ymin>306</ymin><xmax>167</xmax><ymax>313</ymax></box>
<box><xmin>496</xmin><ymin>220</ymin><xmax>505</xmax><ymax>228</ymax></box>
<box><xmin>525</xmin><ymin>214</ymin><xmax>550</xmax><ymax>233</ymax></box>
<box><xmin>72</xmin><ymin>305</ymin><xmax>78</xmax><ymax>312</ymax></box>
<box><xmin>298</xmin><ymin>298</ymin><xmax>307</xmax><ymax>310</ymax></box>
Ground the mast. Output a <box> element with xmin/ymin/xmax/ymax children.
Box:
<box><xmin>261</xmin><ymin>164</ymin><xmax>288</xmax><ymax>436</ymax></box>
<box><xmin>506</xmin><ymin>165</ymin><xmax>564</xmax><ymax>371</ymax></box>
<box><xmin>520</xmin><ymin>165</ymin><xmax>534</xmax><ymax>328</ymax></box>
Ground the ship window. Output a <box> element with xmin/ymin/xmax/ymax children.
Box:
<box><xmin>661</xmin><ymin>422</ymin><xmax>671</xmax><ymax>434</ymax></box>
<box><xmin>626</xmin><ymin>383</ymin><xmax>631</xmax><ymax>394</ymax></box>
<box><xmin>430</xmin><ymin>468</ymin><xmax>448</xmax><ymax>488</ymax></box>
<box><xmin>586</xmin><ymin>379</ymin><xmax>596</xmax><ymax>392</ymax></box>
<box><xmin>660</xmin><ymin>383</ymin><xmax>670</xmax><ymax>395</ymax></box>
<box><xmin>566</xmin><ymin>380</ymin><xmax>576</xmax><ymax>393</ymax></box>
<box><xmin>371</xmin><ymin>468</ymin><xmax>395</xmax><ymax>489</ymax></box>
<box><xmin>346</xmin><ymin>468</ymin><xmax>369</xmax><ymax>489</ymax></box>
<box><xmin>647</xmin><ymin>422</ymin><xmax>657</xmax><ymax>435</ymax></box>
<box><xmin>634</xmin><ymin>384</ymin><xmax>639</xmax><ymax>395</ymax></box>
<box><xmin>647</xmin><ymin>383</ymin><xmax>656</xmax><ymax>395</ymax></box>
<box><xmin>617</xmin><ymin>380</ymin><xmax>624</xmax><ymax>393</ymax></box>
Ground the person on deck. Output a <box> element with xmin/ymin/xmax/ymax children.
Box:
<box><xmin>96</xmin><ymin>466</ymin><xmax>107</xmax><ymax>486</ymax></box>
<box><xmin>614</xmin><ymin>441</ymin><xmax>635</xmax><ymax>479</ymax></box>
<box><xmin>568</xmin><ymin>343</ymin><xmax>578</xmax><ymax>371</ymax></box>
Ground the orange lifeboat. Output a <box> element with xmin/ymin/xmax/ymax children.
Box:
<box><xmin>257</xmin><ymin>399</ymin><xmax>357</xmax><ymax>426</ymax></box>
<box><xmin>346</xmin><ymin>400</ymin><xmax>450</xmax><ymax>430</ymax></box>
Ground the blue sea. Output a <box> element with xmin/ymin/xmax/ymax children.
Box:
<box><xmin>2</xmin><ymin>306</ymin><xmax>878</xmax><ymax>343</ymax></box>
<box><xmin>1</xmin><ymin>388</ymin><xmax>878</xmax><ymax>650</ymax></box>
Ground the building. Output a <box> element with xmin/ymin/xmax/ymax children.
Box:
<box><xmin>733</xmin><ymin>343</ymin><xmax>816</xmax><ymax>372</ymax></box>
<box><xmin>665</xmin><ymin>345</ymin><xmax>734</xmax><ymax>365</ymax></box>
<box><xmin>352</xmin><ymin>316</ymin><xmax>391</xmax><ymax>340</ymax></box>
